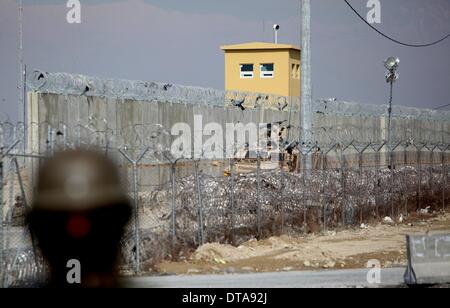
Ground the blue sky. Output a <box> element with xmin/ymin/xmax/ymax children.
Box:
<box><xmin>0</xmin><ymin>0</ymin><xmax>449</xmax><ymax>121</ymax></box>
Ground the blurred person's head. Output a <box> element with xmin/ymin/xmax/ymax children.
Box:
<box><xmin>28</xmin><ymin>149</ymin><xmax>131</xmax><ymax>288</ymax></box>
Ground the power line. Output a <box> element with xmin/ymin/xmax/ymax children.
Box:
<box><xmin>434</xmin><ymin>103</ymin><xmax>450</xmax><ymax>110</ymax></box>
<box><xmin>344</xmin><ymin>0</ymin><xmax>450</xmax><ymax>48</ymax></box>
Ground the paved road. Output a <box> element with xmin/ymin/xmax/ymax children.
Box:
<box><xmin>123</xmin><ymin>268</ymin><xmax>406</xmax><ymax>288</ymax></box>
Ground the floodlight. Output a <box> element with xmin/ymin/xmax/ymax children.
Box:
<box><xmin>273</xmin><ymin>24</ymin><xmax>280</xmax><ymax>44</ymax></box>
<box><xmin>384</xmin><ymin>57</ymin><xmax>400</xmax><ymax>71</ymax></box>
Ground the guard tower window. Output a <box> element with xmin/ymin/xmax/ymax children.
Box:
<box><xmin>260</xmin><ymin>63</ymin><xmax>274</xmax><ymax>78</ymax></box>
<box><xmin>292</xmin><ymin>64</ymin><xmax>300</xmax><ymax>79</ymax></box>
<box><xmin>240</xmin><ymin>64</ymin><xmax>254</xmax><ymax>79</ymax></box>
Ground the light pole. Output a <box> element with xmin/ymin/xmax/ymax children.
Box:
<box><xmin>384</xmin><ymin>57</ymin><xmax>399</xmax><ymax>218</ymax></box>
<box><xmin>384</xmin><ymin>57</ymin><xmax>400</xmax><ymax>169</ymax></box>
<box><xmin>300</xmin><ymin>0</ymin><xmax>312</xmax><ymax>171</ymax></box>
<box><xmin>273</xmin><ymin>24</ymin><xmax>280</xmax><ymax>44</ymax></box>
<box><xmin>18</xmin><ymin>0</ymin><xmax>24</xmax><ymax>119</ymax></box>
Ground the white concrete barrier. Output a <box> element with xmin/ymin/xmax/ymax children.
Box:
<box><xmin>404</xmin><ymin>233</ymin><xmax>450</xmax><ymax>285</ymax></box>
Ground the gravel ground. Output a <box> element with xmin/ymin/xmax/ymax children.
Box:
<box><xmin>153</xmin><ymin>212</ymin><xmax>450</xmax><ymax>275</ymax></box>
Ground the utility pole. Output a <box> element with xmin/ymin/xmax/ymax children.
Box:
<box><xmin>18</xmin><ymin>0</ymin><xmax>25</xmax><ymax>125</ymax></box>
<box><xmin>0</xmin><ymin>159</ymin><xmax>3</xmax><ymax>288</ymax></box>
<box><xmin>384</xmin><ymin>57</ymin><xmax>399</xmax><ymax>218</ymax></box>
<box><xmin>300</xmin><ymin>0</ymin><xmax>312</xmax><ymax>170</ymax></box>
<box><xmin>384</xmin><ymin>57</ymin><xmax>400</xmax><ymax>168</ymax></box>
<box><xmin>18</xmin><ymin>0</ymin><xmax>27</xmax><ymax>159</ymax></box>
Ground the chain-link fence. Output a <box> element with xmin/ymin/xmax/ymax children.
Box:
<box><xmin>1</xmin><ymin>120</ymin><xmax>450</xmax><ymax>287</ymax></box>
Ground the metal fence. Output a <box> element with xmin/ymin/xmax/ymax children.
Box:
<box><xmin>1</xmin><ymin>121</ymin><xmax>449</xmax><ymax>287</ymax></box>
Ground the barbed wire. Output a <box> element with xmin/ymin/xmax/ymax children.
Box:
<box><xmin>1</xmin><ymin>119</ymin><xmax>450</xmax><ymax>286</ymax></box>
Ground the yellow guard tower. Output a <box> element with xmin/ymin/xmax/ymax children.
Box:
<box><xmin>221</xmin><ymin>42</ymin><xmax>300</xmax><ymax>97</ymax></box>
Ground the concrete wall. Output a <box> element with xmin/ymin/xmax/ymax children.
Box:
<box><xmin>27</xmin><ymin>92</ymin><xmax>299</xmax><ymax>151</ymax></box>
<box><xmin>25</xmin><ymin>71</ymin><xmax>450</xmax><ymax>186</ymax></box>
<box><xmin>27</xmin><ymin>90</ymin><xmax>450</xmax><ymax>185</ymax></box>
<box><xmin>28</xmin><ymin>93</ymin><xmax>450</xmax><ymax>152</ymax></box>
<box><xmin>27</xmin><ymin>92</ymin><xmax>301</xmax><ymax>185</ymax></box>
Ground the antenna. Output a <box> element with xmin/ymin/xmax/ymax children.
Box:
<box><xmin>273</xmin><ymin>24</ymin><xmax>280</xmax><ymax>44</ymax></box>
<box><xmin>262</xmin><ymin>19</ymin><xmax>265</xmax><ymax>41</ymax></box>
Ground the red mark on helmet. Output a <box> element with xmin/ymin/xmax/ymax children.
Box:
<box><xmin>67</xmin><ymin>215</ymin><xmax>91</xmax><ymax>239</ymax></box>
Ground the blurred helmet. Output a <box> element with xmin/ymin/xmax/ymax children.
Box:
<box><xmin>33</xmin><ymin>149</ymin><xmax>129</xmax><ymax>211</ymax></box>
<box><xmin>28</xmin><ymin>150</ymin><xmax>131</xmax><ymax>287</ymax></box>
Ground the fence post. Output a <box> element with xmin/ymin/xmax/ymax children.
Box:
<box><xmin>340</xmin><ymin>143</ymin><xmax>350</xmax><ymax>227</ymax></box>
<box><xmin>339</xmin><ymin>145</ymin><xmax>345</xmax><ymax>228</ymax></box>
<box><xmin>430</xmin><ymin>145</ymin><xmax>438</xmax><ymax>196</ymax></box>
<box><xmin>132</xmin><ymin>162</ymin><xmax>140</xmax><ymax>273</ymax></box>
<box><xmin>118</xmin><ymin>146</ymin><xmax>149</xmax><ymax>274</ymax></box>
<box><xmin>403</xmin><ymin>144</ymin><xmax>408</xmax><ymax>215</ymax></box>
<box><xmin>442</xmin><ymin>148</ymin><xmax>445</xmax><ymax>212</ymax></box>
<box><xmin>322</xmin><ymin>145</ymin><xmax>336</xmax><ymax>232</ymax></box>
<box><xmin>374</xmin><ymin>144</ymin><xmax>381</xmax><ymax>219</ymax></box>
<box><xmin>443</xmin><ymin>145</ymin><xmax>449</xmax><ymax>212</ymax></box>
<box><xmin>280</xmin><ymin>151</ymin><xmax>287</xmax><ymax>235</ymax></box>
<box><xmin>358</xmin><ymin>146</ymin><xmax>365</xmax><ymax>224</ymax></box>
<box><xmin>417</xmin><ymin>145</ymin><xmax>423</xmax><ymax>211</ymax></box>
<box><xmin>321</xmin><ymin>148</ymin><xmax>328</xmax><ymax>233</ymax></box>
<box><xmin>390</xmin><ymin>141</ymin><xmax>402</xmax><ymax>218</ymax></box>
<box><xmin>256</xmin><ymin>151</ymin><xmax>262</xmax><ymax>239</ymax></box>
<box><xmin>12</xmin><ymin>158</ymin><xmax>29</xmax><ymax>212</ymax></box>
<box><xmin>303</xmin><ymin>169</ymin><xmax>307</xmax><ymax>233</ymax></box>
<box><xmin>300</xmin><ymin>152</ymin><xmax>307</xmax><ymax>234</ymax></box>
<box><xmin>390</xmin><ymin>147</ymin><xmax>394</xmax><ymax>218</ymax></box>
<box><xmin>194</xmin><ymin>162</ymin><xmax>204</xmax><ymax>246</ymax></box>
<box><xmin>0</xmin><ymin>128</ymin><xmax>4</xmax><ymax>287</ymax></box>
<box><xmin>170</xmin><ymin>163</ymin><xmax>177</xmax><ymax>252</ymax></box>
<box><xmin>445</xmin><ymin>151</ymin><xmax>448</xmax><ymax>212</ymax></box>
<box><xmin>229</xmin><ymin>158</ymin><xmax>235</xmax><ymax>245</ymax></box>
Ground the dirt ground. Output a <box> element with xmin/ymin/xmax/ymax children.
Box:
<box><xmin>153</xmin><ymin>212</ymin><xmax>450</xmax><ymax>275</ymax></box>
